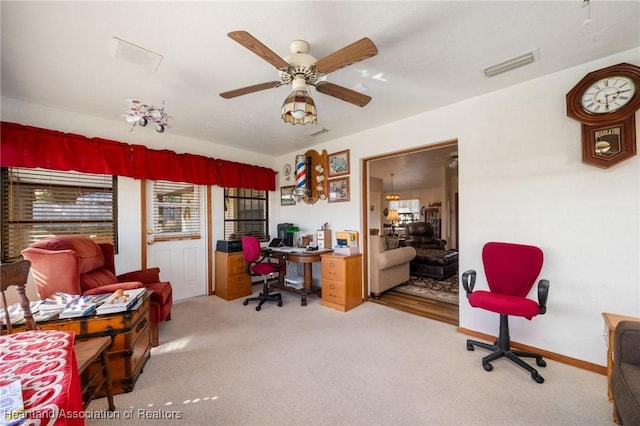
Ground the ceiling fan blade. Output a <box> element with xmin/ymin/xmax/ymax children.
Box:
<box><xmin>219</xmin><ymin>81</ymin><xmax>281</xmax><ymax>99</ymax></box>
<box><xmin>315</xmin><ymin>82</ymin><xmax>371</xmax><ymax>107</ymax></box>
<box><xmin>227</xmin><ymin>31</ymin><xmax>290</xmax><ymax>71</ymax></box>
<box><xmin>314</xmin><ymin>38</ymin><xmax>378</xmax><ymax>74</ymax></box>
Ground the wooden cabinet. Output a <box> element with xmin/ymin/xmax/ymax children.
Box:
<box><xmin>215</xmin><ymin>251</ymin><xmax>252</xmax><ymax>300</ymax></box>
<box><xmin>320</xmin><ymin>253</ymin><xmax>363</xmax><ymax>312</ymax></box>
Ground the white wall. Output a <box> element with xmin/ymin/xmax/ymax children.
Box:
<box><xmin>274</xmin><ymin>48</ymin><xmax>640</xmax><ymax>366</ymax></box>
<box><xmin>3</xmin><ymin>48</ymin><xmax>639</xmax><ymax>365</ymax></box>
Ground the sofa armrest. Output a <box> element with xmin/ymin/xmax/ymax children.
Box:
<box><xmin>117</xmin><ymin>267</ymin><xmax>161</xmax><ymax>285</ymax></box>
<box><xmin>377</xmin><ymin>246</ymin><xmax>416</xmax><ymax>270</ymax></box>
<box><xmin>615</xmin><ymin>320</ymin><xmax>640</xmax><ymax>366</ymax></box>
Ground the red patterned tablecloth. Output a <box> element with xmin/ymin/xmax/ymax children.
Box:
<box><xmin>1</xmin><ymin>330</ymin><xmax>84</xmax><ymax>426</ymax></box>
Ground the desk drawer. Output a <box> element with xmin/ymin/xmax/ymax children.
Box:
<box><xmin>229</xmin><ymin>254</ymin><xmax>247</xmax><ymax>274</ymax></box>
<box><xmin>229</xmin><ymin>273</ymin><xmax>251</xmax><ymax>297</ymax></box>
<box><xmin>322</xmin><ymin>258</ymin><xmax>346</xmax><ymax>282</ymax></box>
<box><xmin>322</xmin><ymin>279</ymin><xmax>346</xmax><ymax>305</ymax></box>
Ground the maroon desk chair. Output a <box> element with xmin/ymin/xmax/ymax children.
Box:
<box><xmin>462</xmin><ymin>242</ymin><xmax>550</xmax><ymax>383</ymax></box>
<box><xmin>241</xmin><ymin>236</ymin><xmax>284</xmax><ymax>311</ymax></box>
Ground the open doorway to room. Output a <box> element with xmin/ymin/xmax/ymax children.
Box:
<box><xmin>362</xmin><ymin>140</ymin><xmax>459</xmax><ymax>325</ymax></box>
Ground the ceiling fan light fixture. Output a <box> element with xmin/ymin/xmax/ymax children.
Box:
<box><xmin>281</xmin><ymin>90</ymin><xmax>318</xmax><ymax>125</ymax></box>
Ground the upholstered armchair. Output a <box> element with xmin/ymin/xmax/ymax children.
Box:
<box><xmin>611</xmin><ymin>320</ymin><xmax>640</xmax><ymax>425</ymax></box>
<box><xmin>405</xmin><ymin>222</ymin><xmax>446</xmax><ymax>250</ymax></box>
<box><xmin>22</xmin><ymin>235</ymin><xmax>172</xmax><ymax>347</ymax></box>
<box><xmin>369</xmin><ymin>235</ymin><xmax>416</xmax><ymax>298</ymax></box>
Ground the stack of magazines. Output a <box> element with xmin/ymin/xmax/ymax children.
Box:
<box><xmin>39</xmin><ymin>291</ymin><xmax>112</xmax><ymax>319</ymax></box>
<box><xmin>1</xmin><ymin>300</ymin><xmax>68</xmax><ymax>326</ymax></box>
<box><xmin>96</xmin><ymin>288</ymin><xmax>146</xmax><ymax>315</ymax></box>
<box><xmin>39</xmin><ymin>291</ymin><xmax>80</xmax><ymax>312</ymax></box>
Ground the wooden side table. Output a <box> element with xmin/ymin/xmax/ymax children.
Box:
<box><xmin>602</xmin><ymin>312</ymin><xmax>640</xmax><ymax>424</ymax></box>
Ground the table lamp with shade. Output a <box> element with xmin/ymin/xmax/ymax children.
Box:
<box><xmin>387</xmin><ymin>209</ymin><xmax>399</xmax><ymax>235</ymax></box>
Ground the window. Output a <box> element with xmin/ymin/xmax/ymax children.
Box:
<box><xmin>152</xmin><ymin>181</ymin><xmax>200</xmax><ymax>240</ymax></box>
<box><xmin>224</xmin><ymin>188</ymin><xmax>269</xmax><ymax>241</ymax></box>
<box><xmin>1</xmin><ymin>167</ymin><xmax>117</xmax><ymax>262</ymax></box>
<box><xmin>389</xmin><ymin>199</ymin><xmax>421</xmax><ymax>224</ymax></box>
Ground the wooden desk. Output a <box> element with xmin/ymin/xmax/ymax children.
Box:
<box><xmin>265</xmin><ymin>248</ymin><xmax>333</xmax><ymax>306</ymax></box>
<box><xmin>602</xmin><ymin>312</ymin><xmax>640</xmax><ymax>402</ymax></box>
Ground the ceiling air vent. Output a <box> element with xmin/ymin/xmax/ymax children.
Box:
<box><xmin>306</xmin><ymin>128</ymin><xmax>329</xmax><ymax>137</ymax></box>
<box><xmin>110</xmin><ymin>37</ymin><xmax>163</xmax><ymax>72</ymax></box>
<box><xmin>483</xmin><ymin>50</ymin><xmax>538</xmax><ymax>78</ymax></box>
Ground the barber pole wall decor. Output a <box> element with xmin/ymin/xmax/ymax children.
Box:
<box><xmin>295</xmin><ymin>154</ymin><xmax>309</xmax><ymax>199</ymax></box>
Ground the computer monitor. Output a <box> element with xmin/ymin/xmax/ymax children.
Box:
<box><xmin>277</xmin><ymin>223</ymin><xmax>294</xmax><ymax>246</ymax></box>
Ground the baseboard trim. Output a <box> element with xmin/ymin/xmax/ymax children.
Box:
<box><xmin>457</xmin><ymin>327</ymin><xmax>606</xmax><ymax>375</ymax></box>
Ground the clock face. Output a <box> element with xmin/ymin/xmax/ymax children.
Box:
<box><xmin>581</xmin><ymin>76</ymin><xmax>636</xmax><ymax>114</ymax></box>
<box><xmin>283</xmin><ymin>163</ymin><xmax>292</xmax><ymax>176</ymax></box>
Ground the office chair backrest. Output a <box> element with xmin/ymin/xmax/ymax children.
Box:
<box><xmin>482</xmin><ymin>242</ymin><xmax>543</xmax><ymax>297</ymax></box>
<box><xmin>241</xmin><ymin>236</ymin><xmax>261</xmax><ymax>263</ymax></box>
<box><xmin>1</xmin><ymin>259</ymin><xmax>36</xmax><ymax>333</ymax></box>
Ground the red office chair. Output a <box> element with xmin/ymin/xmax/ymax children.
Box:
<box><xmin>241</xmin><ymin>236</ymin><xmax>284</xmax><ymax>311</ymax></box>
<box><xmin>462</xmin><ymin>242</ymin><xmax>550</xmax><ymax>383</ymax></box>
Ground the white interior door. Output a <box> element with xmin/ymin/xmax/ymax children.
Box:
<box><xmin>146</xmin><ymin>180</ymin><xmax>207</xmax><ymax>301</ymax></box>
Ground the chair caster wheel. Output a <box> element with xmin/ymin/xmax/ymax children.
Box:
<box><xmin>255</xmin><ymin>306</ymin><xmax>261</xmax><ymax>311</ymax></box>
<box><xmin>243</xmin><ymin>300</ymin><xmax>248</xmax><ymax>305</ymax></box>
<box><xmin>278</xmin><ymin>302</ymin><xmax>283</xmax><ymax>307</ymax></box>
<box><xmin>536</xmin><ymin>358</ymin><xmax>547</xmax><ymax>367</ymax></box>
<box><xmin>466</xmin><ymin>343</ymin><xmax>474</xmax><ymax>351</ymax></box>
<box><xmin>532</xmin><ymin>372</ymin><xmax>544</xmax><ymax>383</ymax></box>
<box><xmin>483</xmin><ymin>363</ymin><xmax>493</xmax><ymax>372</ymax></box>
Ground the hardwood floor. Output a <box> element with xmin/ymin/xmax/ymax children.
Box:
<box><xmin>369</xmin><ymin>289</ymin><xmax>459</xmax><ymax>326</ymax></box>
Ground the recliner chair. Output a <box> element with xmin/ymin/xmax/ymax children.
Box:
<box><xmin>462</xmin><ymin>241</ymin><xmax>550</xmax><ymax>383</ymax></box>
<box><xmin>22</xmin><ymin>235</ymin><xmax>172</xmax><ymax>347</ymax></box>
<box><xmin>405</xmin><ymin>222</ymin><xmax>446</xmax><ymax>250</ymax></box>
<box><xmin>241</xmin><ymin>236</ymin><xmax>284</xmax><ymax>311</ymax></box>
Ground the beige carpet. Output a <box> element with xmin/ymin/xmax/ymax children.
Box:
<box><xmin>88</xmin><ymin>289</ymin><xmax>613</xmax><ymax>425</ymax></box>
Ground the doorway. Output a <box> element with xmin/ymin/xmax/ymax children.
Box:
<box><xmin>142</xmin><ymin>180</ymin><xmax>209</xmax><ymax>301</ymax></box>
<box><xmin>362</xmin><ymin>140</ymin><xmax>459</xmax><ymax>325</ymax></box>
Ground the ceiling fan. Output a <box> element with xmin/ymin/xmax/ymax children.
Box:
<box><xmin>219</xmin><ymin>31</ymin><xmax>378</xmax><ymax>110</ymax></box>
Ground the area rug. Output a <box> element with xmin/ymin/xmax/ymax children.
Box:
<box><xmin>391</xmin><ymin>275</ymin><xmax>459</xmax><ymax>305</ymax></box>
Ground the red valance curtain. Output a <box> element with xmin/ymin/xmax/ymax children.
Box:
<box><xmin>0</xmin><ymin>122</ymin><xmax>276</xmax><ymax>190</ymax></box>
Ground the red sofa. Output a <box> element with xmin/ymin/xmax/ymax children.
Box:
<box><xmin>22</xmin><ymin>235</ymin><xmax>172</xmax><ymax>346</ymax></box>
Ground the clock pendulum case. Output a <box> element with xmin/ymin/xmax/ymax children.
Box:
<box><xmin>566</xmin><ymin>62</ymin><xmax>640</xmax><ymax>168</ymax></box>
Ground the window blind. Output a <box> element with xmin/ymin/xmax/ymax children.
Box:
<box><xmin>152</xmin><ymin>181</ymin><xmax>200</xmax><ymax>239</ymax></box>
<box><xmin>1</xmin><ymin>167</ymin><xmax>117</xmax><ymax>261</ymax></box>
<box><xmin>223</xmin><ymin>188</ymin><xmax>269</xmax><ymax>241</ymax></box>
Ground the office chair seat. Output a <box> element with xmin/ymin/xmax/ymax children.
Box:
<box><xmin>468</xmin><ymin>291</ymin><xmax>540</xmax><ymax>319</ymax></box>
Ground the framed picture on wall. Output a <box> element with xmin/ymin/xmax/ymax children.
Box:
<box><xmin>281</xmin><ymin>186</ymin><xmax>296</xmax><ymax>206</ymax></box>
<box><xmin>328</xmin><ymin>177</ymin><xmax>350</xmax><ymax>203</ymax></box>
<box><xmin>328</xmin><ymin>149</ymin><xmax>350</xmax><ymax>177</ymax></box>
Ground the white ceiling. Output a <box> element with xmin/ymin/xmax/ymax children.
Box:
<box><xmin>368</xmin><ymin>143</ymin><xmax>459</xmax><ymax>192</ymax></box>
<box><xmin>1</xmin><ymin>1</ymin><xmax>639</xmax><ymax>164</ymax></box>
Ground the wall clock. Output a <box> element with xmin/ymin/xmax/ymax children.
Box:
<box><xmin>282</xmin><ymin>163</ymin><xmax>292</xmax><ymax>181</ymax></box>
<box><xmin>566</xmin><ymin>62</ymin><xmax>640</xmax><ymax>168</ymax></box>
